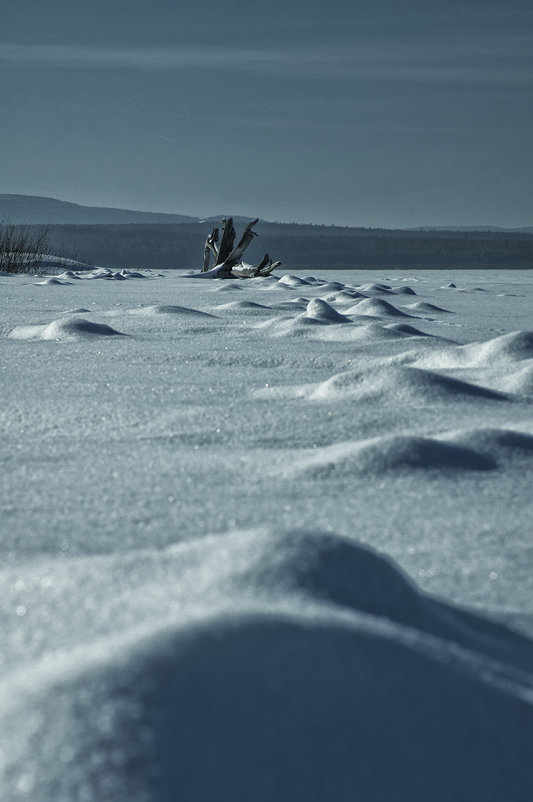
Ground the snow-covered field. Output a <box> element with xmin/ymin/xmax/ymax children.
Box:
<box><xmin>1</xmin><ymin>265</ymin><xmax>533</xmax><ymax>801</ymax></box>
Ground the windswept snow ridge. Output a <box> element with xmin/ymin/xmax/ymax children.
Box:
<box><xmin>2</xmin><ymin>267</ymin><xmax>533</xmax><ymax>801</ymax></box>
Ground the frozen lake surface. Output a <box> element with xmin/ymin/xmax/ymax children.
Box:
<box><xmin>1</xmin><ymin>266</ymin><xmax>533</xmax><ymax>800</ymax></box>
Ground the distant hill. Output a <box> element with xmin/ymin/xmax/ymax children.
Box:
<box><xmin>0</xmin><ymin>194</ymin><xmax>267</xmax><ymax>226</ymax></box>
<box><xmin>0</xmin><ymin>194</ymin><xmax>199</xmax><ymax>225</ymax></box>
<box><xmin>408</xmin><ymin>225</ymin><xmax>533</xmax><ymax>234</ymax></box>
<box><xmin>2</xmin><ymin>194</ymin><xmax>529</xmax><ymax>233</ymax></box>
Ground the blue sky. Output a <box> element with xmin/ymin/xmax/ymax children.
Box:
<box><xmin>1</xmin><ymin>0</ymin><xmax>532</xmax><ymax>226</ymax></box>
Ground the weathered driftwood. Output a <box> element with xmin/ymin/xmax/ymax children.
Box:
<box><xmin>201</xmin><ymin>217</ymin><xmax>281</xmax><ymax>278</ymax></box>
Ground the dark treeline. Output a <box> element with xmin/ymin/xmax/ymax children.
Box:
<box><xmin>35</xmin><ymin>222</ymin><xmax>533</xmax><ymax>270</ymax></box>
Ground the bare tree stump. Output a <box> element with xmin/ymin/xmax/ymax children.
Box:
<box><xmin>200</xmin><ymin>217</ymin><xmax>281</xmax><ymax>278</ymax></box>
<box><xmin>202</xmin><ymin>227</ymin><xmax>219</xmax><ymax>272</ymax></box>
<box><xmin>216</xmin><ymin>218</ymin><xmax>237</xmax><ymax>266</ymax></box>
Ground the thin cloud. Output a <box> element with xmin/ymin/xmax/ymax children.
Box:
<box><xmin>1</xmin><ymin>39</ymin><xmax>532</xmax><ymax>87</ymax></box>
<box><xmin>152</xmin><ymin>132</ymin><xmax>176</xmax><ymax>143</ymax></box>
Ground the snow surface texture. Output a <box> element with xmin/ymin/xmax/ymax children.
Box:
<box><xmin>2</xmin><ymin>266</ymin><xmax>533</xmax><ymax>801</ymax></box>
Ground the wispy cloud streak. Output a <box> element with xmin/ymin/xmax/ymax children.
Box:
<box><xmin>1</xmin><ymin>40</ymin><xmax>532</xmax><ymax>87</ymax></box>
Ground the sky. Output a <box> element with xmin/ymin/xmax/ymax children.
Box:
<box><xmin>1</xmin><ymin>0</ymin><xmax>532</xmax><ymax>227</ymax></box>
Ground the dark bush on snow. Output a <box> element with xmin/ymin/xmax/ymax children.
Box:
<box><xmin>0</xmin><ymin>220</ymin><xmax>50</xmax><ymax>273</ymax></box>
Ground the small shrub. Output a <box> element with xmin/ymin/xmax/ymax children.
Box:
<box><xmin>0</xmin><ymin>221</ymin><xmax>50</xmax><ymax>273</ymax></box>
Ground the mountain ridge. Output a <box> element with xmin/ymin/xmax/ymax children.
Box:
<box><xmin>1</xmin><ymin>194</ymin><xmax>531</xmax><ymax>233</ymax></box>
<box><xmin>0</xmin><ymin>194</ymin><xmax>199</xmax><ymax>225</ymax></box>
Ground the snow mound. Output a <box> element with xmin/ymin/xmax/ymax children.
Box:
<box><xmin>87</xmin><ymin>268</ymin><xmax>118</xmax><ymax>279</ymax></box>
<box><xmin>414</xmin><ymin>331</ymin><xmax>533</xmax><ymax>370</ymax></box>
<box><xmin>57</xmin><ymin>270</ymin><xmax>82</xmax><ymax>280</ymax></box>
<box><xmin>310</xmin><ymin>365</ymin><xmax>505</xmax><ymax>404</ymax></box>
<box><xmin>8</xmin><ymin>318</ymin><xmax>125</xmax><ymax>340</ymax></box>
<box><xmin>289</xmin><ymin>435</ymin><xmax>497</xmax><ymax>478</ymax></box>
<box><xmin>212</xmin><ymin>282</ymin><xmax>244</xmax><ymax>291</ymax></box>
<box><xmin>356</xmin><ymin>282</ymin><xmax>393</xmax><ymax>293</ymax></box>
<box><xmin>444</xmin><ymin>427</ymin><xmax>533</xmax><ymax>455</ymax></box>
<box><xmin>271</xmin><ymin>297</ymin><xmax>310</xmax><ymax>310</ymax></box>
<box><xmin>34</xmin><ymin>277</ymin><xmax>72</xmax><ymax>285</ymax></box>
<box><xmin>119</xmin><ymin>269</ymin><xmax>147</xmax><ymax>278</ymax></box>
<box><xmin>314</xmin><ymin>322</ymin><xmax>419</xmax><ymax>343</ymax></box>
<box><xmin>114</xmin><ymin>611</ymin><xmax>533</xmax><ymax>801</ymax></box>
<box><xmin>392</xmin><ymin>286</ymin><xmax>417</xmax><ymax>295</ymax></box>
<box><xmin>384</xmin><ymin>323</ymin><xmax>432</xmax><ymax>337</ymax></box>
<box><xmin>83</xmin><ymin>268</ymin><xmax>148</xmax><ymax>280</ymax></box>
<box><xmin>214</xmin><ymin>300</ymin><xmax>272</xmax><ymax>314</ymax></box>
<box><xmin>256</xmin><ymin>315</ymin><xmax>325</xmax><ymax>338</ymax></box>
<box><xmin>471</xmin><ymin>331</ymin><xmax>533</xmax><ymax>364</ymax></box>
<box><xmin>406</xmin><ymin>302</ymin><xmax>452</xmax><ymax>314</ymax></box>
<box><xmin>3</xmin><ymin>530</ymin><xmax>532</xmax><ymax>802</ymax></box>
<box><xmin>491</xmin><ymin>364</ymin><xmax>533</xmax><ymax>395</ymax></box>
<box><xmin>318</xmin><ymin>281</ymin><xmax>346</xmax><ymax>291</ymax></box>
<box><xmin>348</xmin><ymin>298</ymin><xmax>413</xmax><ymax>318</ymax></box>
<box><xmin>306</xmin><ymin>298</ymin><xmax>351</xmax><ymax>323</ymax></box>
<box><xmin>323</xmin><ymin>290</ymin><xmax>366</xmax><ymax>304</ymax></box>
<box><xmin>82</xmin><ymin>268</ymin><xmax>113</xmax><ymax>279</ymax></box>
<box><xmin>130</xmin><ymin>305</ymin><xmax>214</xmax><ymax>317</ymax></box>
<box><xmin>277</xmin><ymin>274</ymin><xmax>312</xmax><ymax>287</ymax></box>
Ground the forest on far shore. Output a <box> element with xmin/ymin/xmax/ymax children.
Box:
<box><xmin>35</xmin><ymin>221</ymin><xmax>533</xmax><ymax>271</ymax></box>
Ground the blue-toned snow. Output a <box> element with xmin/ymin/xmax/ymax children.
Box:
<box><xmin>1</xmin><ymin>266</ymin><xmax>533</xmax><ymax>801</ymax></box>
